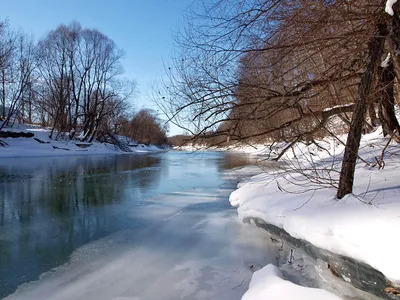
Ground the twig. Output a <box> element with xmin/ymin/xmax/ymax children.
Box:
<box><xmin>293</xmin><ymin>190</ymin><xmax>316</xmax><ymax>211</ymax></box>
<box><xmin>232</xmin><ymin>278</ymin><xmax>246</xmax><ymax>290</ymax></box>
<box><xmin>372</xmin><ymin>130</ymin><xmax>398</xmax><ymax>170</ymax></box>
<box><xmin>52</xmin><ymin>145</ymin><xmax>70</xmax><ymax>151</ymax></box>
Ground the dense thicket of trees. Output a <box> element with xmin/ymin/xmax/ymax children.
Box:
<box><xmin>0</xmin><ymin>20</ymin><xmax>168</xmax><ymax>146</ymax></box>
<box><xmin>168</xmin><ymin>134</ymin><xmax>192</xmax><ymax>147</ymax></box>
<box><xmin>117</xmin><ymin>109</ymin><xmax>169</xmax><ymax>145</ymax></box>
<box><xmin>157</xmin><ymin>0</ymin><xmax>400</xmax><ymax>197</ymax></box>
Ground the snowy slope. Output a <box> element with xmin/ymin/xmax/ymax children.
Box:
<box><xmin>0</xmin><ymin>127</ymin><xmax>165</xmax><ymax>158</ymax></box>
<box><xmin>243</xmin><ymin>264</ymin><xmax>341</xmax><ymax>300</ymax></box>
<box><xmin>230</xmin><ymin>128</ymin><xmax>400</xmax><ymax>286</ymax></box>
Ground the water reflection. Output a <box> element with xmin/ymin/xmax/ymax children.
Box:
<box><xmin>0</xmin><ymin>151</ymin><xmax>253</xmax><ymax>298</ymax></box>
<box><xmin>217</xmin><ymin>152</ymin><xmax>259</xmax><ymax>171</ymax></box>
<box><xmin>0</xmin><ymin>154</ymin><xmax>163</xmax><ymax>298</ymax></box>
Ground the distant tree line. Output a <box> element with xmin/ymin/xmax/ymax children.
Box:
<box><xmin>157</xmin><ymin>0</ymin><xmax>400</xmax><ymax>197</ymax></box>
<box><xmin>0</xmin><ymin>20</ymin><xmax>168</xmax><ymax>146</ymax></box>
<box><xmin>118</xmin><ymin>108</ymin><xmax>169</xmax><ymax>145</ymax></box>
<box><xmin>167</xmin><ymin>134</ymin><xmax>191</xmax><ymax>147</ymax></box>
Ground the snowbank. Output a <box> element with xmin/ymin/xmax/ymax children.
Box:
<box><xmin>174</xmin><ymin>141</ymin><xmax>276</xmax><ymax>156</ymax></box>
<box><xmin>242</xmin><ymin>264</ymin><xmax>341</xmax><ymax>300</ymax></box>
<box><xmin>385</xmin><ymin>0</ymin><xmax>398</xmax><ymax>15</ymax></box>
<box><xmin>0</xmin><ymin>127</ymin><xmax>165</xmax><ymax>158</ymax></box>
<box><xmin>230</xmin><ymin>129</ymin><xmax>400</xmax><ymax>284</ymax></box>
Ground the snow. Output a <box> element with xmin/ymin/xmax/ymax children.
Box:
<box><xmin>0</xmin><ymin>126</ymin><xmax>165</xmax><ymax>158</ymax></box>
<box><xmin>242</xmin><ymin>264</ymin><xmax>341</xmax><ymax>300</ymax></box>
<box><xmin>323</xmin><ymin>103</ymin><xmax>354</xmax><ymax>112</ymax></box>
<box><xmin>385</xmin><ymin>0</ymin><xmax>398</xmax><ymax>15</ymax></box>
<box><xmin>381</xmin><ymin>53</ymin><xmax>391</xmax><ymax>68</ymax></box>
<box><xmin>230</xmin><ymin>128</ymin><xmax>400</xmax><ymax>284</ymax></box>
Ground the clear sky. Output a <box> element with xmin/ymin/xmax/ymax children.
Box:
<box><xmin>1</xmin><ymin>0</ymin><xmax>192</xmax><ymax>135</ymax></box>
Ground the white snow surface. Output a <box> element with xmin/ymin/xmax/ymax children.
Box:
<box><xmin>323</xmin><ymin>103</ymin><xmax>354</xmax><ymax>112</ymax></box>
<box><xmin>0</xmin><ymin>126</ymin><xmax>165</xmax><ymax>158</ymax></box>
<box><xmin>385</xmin><ymin>0</ymin><xmax>398</xmax><ymax>15</ymax></box>
<box><xmin>231</xmin><ymin>128</ymin><xmax>400</xmax><ymax>283</ymax></box>
<box><xmin>242</xmin><ymin>264</ymin><xmax>341</xmax><ymax>300</ymax></box>
<box><xmin>381</xmin><ymin>53</ymin><xmax>391</xmax><ymax>68</ymax></box>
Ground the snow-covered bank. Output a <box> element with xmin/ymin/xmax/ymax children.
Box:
<box><xmin>0</xmin><ymin>127</ymin><xmax>166</xmax><ymax>158</ymax></box>
<box><xmin>243</xmin><ymin>264</ymin><xmax>341</xmax><ymax>300</ymax></box>
<box><xmin>230</xmin><ymin>128</ymin><xmax>400</xmax><ymax>298</ymax></box>
<box><xmin>174</xmin><ymin>143</ymin><xmax>272</xmax><ymax>155</ymax></box>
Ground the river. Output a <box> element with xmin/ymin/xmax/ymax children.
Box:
<box><xmin>0</xmin><ymin>151</ymin><xmax>278</xmax><ymax>300</ymax></box>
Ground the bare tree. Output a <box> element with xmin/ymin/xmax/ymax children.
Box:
<box><xmin>337</xmin><ymin>6</ymin><xmax>400</xmax><ymax>198</ymax></box>
<box><xmin>0</xmin><ymin>20</ymin><xmax>15</xmax><ymax>121</ymax></box>
<box><xmin>36</xmin><ymin>22</ymin><xmax>133</xmax><ymax>141</ymax></box>
<box><xmin>0</xmin><ymin>21</ymin><xmax>35</xmax><ymax>129</ymax></box>
<box><xmin>36</xmin><ymin>24</ymin><xmax>77</xmax><ymax>138</ymax></box>
<box><xmin>155</xmin><ymin>0</ymin><xmax>400</xmax><ymax>198</ymax></box>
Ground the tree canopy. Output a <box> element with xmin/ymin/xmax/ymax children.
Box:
<box><xmin>157</xmin><ymin>0</ymin><xmax>400</xmax><ymax>197</ymax></box>
<box><xmin>0</xmin><ymin>20</ymin><xmax>168</xmax><ymax>146</ymax></box>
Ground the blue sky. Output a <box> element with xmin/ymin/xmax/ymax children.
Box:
<box><xmin>1</xmin><ymin>0</ymin><xmax>192</xmax><ymax>135</ymax></box>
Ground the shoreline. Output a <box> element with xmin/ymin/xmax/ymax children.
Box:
<box><xmin>229</xmin><ymin>128</ymin><xmax>400</xmax><ymax>299</ymax></box>
<box><xmin>0</xmin><ymin>127</ymin><xmax>167</xmax><ymax>159</ymax></box>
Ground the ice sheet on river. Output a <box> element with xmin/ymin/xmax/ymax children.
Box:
<box><xmin>5</xmin><ymin>187</ymin><xmax>278</xmax><ymax>300</ymax></box>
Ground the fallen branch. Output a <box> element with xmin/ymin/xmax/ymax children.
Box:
<box><xmin>34</xmin><ymin>138</ymin><xmax>50</xmax><ymax>144</ymax></box>
<box><xmin>0</xmin><ymin>139</ymin><xmax>8</xmax><ymax>147</ymax></box>
<box><xmin>52</xmin><ymin>145</ymin><xmax>70</xmax><ymax>151</ymax></box>
<box><xmin>232</xmin><ymin>278</ymin><xmax>246</xmax><ymax>290</ymax></box>
<box><xmin>372</xmin><ymin>130</ymin><xmax>399</xmax><ymax>170</ymax></box>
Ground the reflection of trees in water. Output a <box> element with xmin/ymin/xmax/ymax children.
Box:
<box><xmin>0</xmin><ymin>154</ymin><xmax>163</xmax><ymax>298</ymax></box>
<box><xmin>217</xmin><ymin>153</ymin><xmax>257</xmax><ymax>172</ymax></box>
<box><xmin>217</xmin><ymin>153</ymin><xmax>279</xmax><ymax>174</ymax></box>
<box><xmin>0</xmin><ymin>155</ymin><xmax>163</xmax><ymax>219</ymax></box>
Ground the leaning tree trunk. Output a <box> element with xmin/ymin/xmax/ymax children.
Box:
<box><xmin>1</xmin><ymin>69</ymin><xmax>5</xmax><ymax>121</ymax></box>
<box><xmin>389</xmin><ymin>1</ymin><xmax>400</xmax><ymax>80</ymax></box>
<box><xmin>378</xmin><ymin>63</ymin><xmax>400</xmax><ymax>136</ymax></box>
<box><xmin>336</xmin><ymin>24</ymin><xmax>387</xmax><ymax>199</ymax></box>
<box><xmin>367</xmin><ymin>101</ymin><xmax>380</xmax><ymax>127</ymax></box>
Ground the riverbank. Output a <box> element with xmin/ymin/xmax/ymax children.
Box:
<box><xmin>230</xmin><ymin>128</ymin><xmax>400</xmax><ymax>299</ymax></box>
<box><xmin>0</xmin><ymin>126</ymin><xmax>166</xmax><ymax>158</ymax></box>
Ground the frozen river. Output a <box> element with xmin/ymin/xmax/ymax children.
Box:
<box><xmin>0</xmin><ymin>151</ymin><xmax>277</xmax><ymax>300</ymax></box>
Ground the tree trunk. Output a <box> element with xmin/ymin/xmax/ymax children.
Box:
<box><xmin>389</xmin><ymin>1</ymin><xmax>400</xmax><ymax>79</ymax></box>
<box><xmin>336</xmin><ymin>25</ymin><xmax>387</xmax><ymax>199</ymax></box>
<box><xmin>2</xmin><ymin>69</ymin><xmax>5</xmax><ymax>120</ymax></box>
<box><xmin>28</xmin><ymin>99</ymin><xmax>32</xmax><ymax>124</ymax></box>
<box><xmin>367</xmin><ymin>103</ymin><xmax>379</xmax><ymax>127</ymax></box>
<box><xmin>378</xmin><ymin>63</ymin><xmax>400</xmax><ymax>136</ymax></box>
